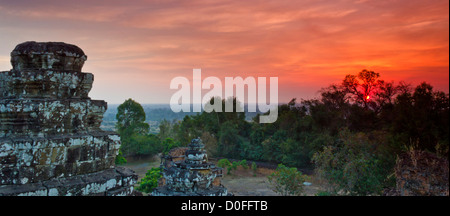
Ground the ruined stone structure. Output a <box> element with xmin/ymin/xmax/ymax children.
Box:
<box><xmin>152</xmin><ymin>138</ymin><xmax>229</xmax><ymax>196</ymax></box>
<box><xmin>0</xmin><ymin>41</ymin><xmax>138</xmax><ymax>196</ymax></box>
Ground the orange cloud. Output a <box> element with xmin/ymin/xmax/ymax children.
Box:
<box><xmin>0</xmin><ymin>0</ymin><xmax>448</xmax><ymax>104</ymax></box>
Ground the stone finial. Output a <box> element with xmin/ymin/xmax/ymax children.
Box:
<box><xmin>1</xmin><ymin>41</ymin><xmax>93</xmax><ymax>99</ymax></box>
<box><xmin>11</xmin><ymin>41</ymin><xmax>87</xmax><ymax>71</ymax></box>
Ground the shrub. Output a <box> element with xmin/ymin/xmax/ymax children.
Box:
<box><xmin>114</xmin><ymin>150</ymin><xmax>127</xmax><ymax>165</ymax></box>
<box><xmin>217</xmin><ymin>159</ymin><xmax>256</xmax><ymax>175</ymax></box>
<box><xmin>217</xmin><ymin>159</ymin><xmax>233</xmax><ymax>175</ymax></box>
<box><xmin>251</xmin><ymin>162</ymin><xmax>257</xmax><ymax>176</ymax></box>
<box><xmin>136</xmin><ymin>167</ymin><xmax>162</xmax><ymax>193</ymax></box>
<box><xmin>227</xmin><ymin>166</ymin><xmax>232</xmax><ymax>175</ymax></box>
<box><xmin>217</xmin><ymin>159</ymin><xmax>231</xmax><ymax>168</ymax></box>
<box><xmin>231</xmin><ymin>161</ymin><xmax>239</xmax><ymax>171</ymax></box>
<box><xmin>312</xmin><ymin>130</ymin><xmax>388</xmax><ymax>195</ymax></box>
<box><xmin>161</xmin><ymin>138</ymin><xmax>180</xmax><ymax>155</ymax></box>
<box><xmin>267</xmin><ymin>164</ymin><xmax>307</xmax><ymax>196</ymax></box>
<box><xmin>239</xmin><ymin>160</ymin><xmax>249</xmax><ymax>169</ymax></box>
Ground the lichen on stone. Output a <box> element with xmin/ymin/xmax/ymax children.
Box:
<box><xmin>0</xmin><ymin>41</ymin><xmax>138</xmax><ymax>196</ymax></box>
<box><xmin>152</xmin><ymin>138</ymin><xmax>229</xmax><ymax>196</ymax></box>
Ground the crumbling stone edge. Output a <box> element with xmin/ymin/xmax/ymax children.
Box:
<box><xmin>0</xmin><ymin>167</ymin><xmax>138</xmax><ymax>196</ymax></box>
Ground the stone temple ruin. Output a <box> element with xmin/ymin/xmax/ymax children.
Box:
<box><xmin>0</xmin><ymin>41</ymin><xmax>138</xmax><ymax>196</ymax></box>
<box><xmin>152</xmin><ymin>138</ymin><xmax>229</xmax><ymax>196</ymax></box>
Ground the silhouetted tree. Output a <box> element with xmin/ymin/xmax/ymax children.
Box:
<box><xmin>342</xmin><ymin>69</ymin><xmax>384</xmax><ymax>110</ymax></box>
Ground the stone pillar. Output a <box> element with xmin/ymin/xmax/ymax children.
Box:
<box><xmin>0</xmin><ymin>41</ymin><xmax>138</xmax><ymax>196</ymax></box>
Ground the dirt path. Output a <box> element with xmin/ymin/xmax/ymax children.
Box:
<box><xmin>221</xmin><ymin>167</ymin><xmax>321</xmax><ymax>196</ymax></box>
<box><xmin>222</xmin><ymin>175</ymin><xmax>278</xmax><ymax>196</ymax></box>
<box><xmin>118</xmin><ymin>156</ymin><xmax>161</xmax><ymax>181</ymax></box>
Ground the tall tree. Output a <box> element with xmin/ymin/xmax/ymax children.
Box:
<box><xmin>116</xmin><ymin>98</ymin><xmax>150</xmax><ymax>156</ymax></box>
<box><xmin>116</xmin><ymin>98</ymin><xmax>149</xmax><ymax>135</ymax></box>
<box><xmin>342</xmin><ymin>69</ymin><xmax>383</xmax><ymax>109</ymax></box>
<box><xmin>218</xmin><ymin>121</ymin><xmax>243</xmax><ymax>158</ymax></box>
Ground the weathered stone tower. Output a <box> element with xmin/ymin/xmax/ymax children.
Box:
<box><xmin>0</xmin><ymin>41</ymin><xmax>138</xmax><ymax>196</ymax></box>
<box><xmin>152</xmin><ymin>138</ymin><xmax>229</xmax><ymax>196</ymax></box>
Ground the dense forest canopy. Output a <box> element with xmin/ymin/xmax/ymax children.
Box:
<box><xmin>114</xmin><ymin>69</ymin><xmax>449</xmax><ymax>195</ymax></box>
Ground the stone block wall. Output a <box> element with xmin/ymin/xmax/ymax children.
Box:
<box><xmin>0</xmin><ymin>132</ymin><xmax>120</xmax><ymax>185</ymax></box>
<box><xmin>0</xmin><ymin>70</ymin><xmax>93</xmax><ymax>99</ymax></box>
<box><xmin>0</xmin><ymin>167</ymin><xmax>137</xmax><ymax>196</ymax></box>
<box><xmin>0</xmin><ymin>99</ymin><xmax>106</xmax><ymax>137</ymax></box>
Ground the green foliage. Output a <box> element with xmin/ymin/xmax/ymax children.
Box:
<box><xmin>133</xmin><ymin>134</ymin><xmax>162</xmax><ymax>156</ymax></box>
<box><xmin>219</xmin><ymin>121</ymin><xmax>244</xmax><ymax>159</ymax></box>
<box><xmin>251</xmin><ymin>162</ymin><xmax>257</xmax><ymax>176</ymax></box>
<box><xmin>267</xmin><ymin>164</ymin><xmax>308</xmax><ymax>196</ymax></box>
<box><xmin>116</xmin><ymin>98</ymin><xmax>149</xmax><ymax>135</ymax></box>
<box><xmin>158</xmin><ymin>119</ymin><xmax>176</xmax><ymax>141</ymax></box>
<box><xmin>161</xmin><ymin>138</ymin><xmax>180</xmax><ymax>155</ymax></box>
<box><xmin>312</xmin><ymin>130</ymin><xmax>389</xmax><ymax>196</ymax></box>
<box><xmin>390</xmin><ymin>82</ymin><xmax>449</xmax><ymax>153</ymax></box>
<box><xmin>216</xmin><ymin>159</ymin><xmax>229</xmax><ymax>174</ymax></box>
<box><xmin>201</xmin><ymin>131</ymin><xmax>219</xmax><ymax>157</ymax></box>
<box><xmin>217</xmin><ymin>159</ymin><xmax>232</xmax><ymax>168</ymax></box>
<box><xmin>226</xmin><ymin>166</ymin><xmax>232</xmax><ymax>175</ymax></box>
<box><xmin>114</xmin><ymin>150</ymin><xmax>127</xmax><ymax>165</ymax></box>
<box><xmin>114</xmin><ymin>99</ymin><xmax>187</xmax><ymax>159</ymax></box>
<box><xmin>116</xmin><ymin>99</ymin><xmax>153</xmax><ymax>157</ymax></box>
<box><xmin>261</xmin><ymin>132</ymin><xmax>284</xmax><ymax>163</ymax></box>
<box><xmin>217</xmin><ymin>159</ymin><xmax>250</xmax><ymax>175</ymax></box>
<box><xmin>231</xmin><ymin>161</ymin><xmax>239</xmax><ymax>171</ymax></box>
<box><xmin>143</xmin><ymin>70</ymin><xmax>448</xmax><ymax>197</ymax></box>
<box><xmin>239</xmin><ymin>160</ymin><xmax>249</xmax><ymax>169</ymax></box>
<box><xmin>170</xmin><ymin>97</ymin><xmax>251</xmax><ymax>159</ymax></box>
<box><xmin>136</xmin><ymin>167</ymin><xmax>162</xmax><ymax>193</ymax></box>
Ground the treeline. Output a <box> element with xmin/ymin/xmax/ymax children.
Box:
<box><xmin>103</xmin><ymin>104</ymin><xmax>261</xmax><ymax>126</ymax></box>
<box><xmin>114</xmin><ymin>100</ymin><xmax>180</xmax><ymax>161</ymax></box>
<box><xmin>159</xmin><ymin>70</ymin><xmax>448</xmax><ymax>163</ymax></box>
<box><xmin>115</xmin><ymin>69</ymin><xmax>449</xmax><ymax>194</ymax></box>
<box><xmin>103</xmin><ymin>104</ymin><xmax>194</xmax><ymax>123</ymax></box>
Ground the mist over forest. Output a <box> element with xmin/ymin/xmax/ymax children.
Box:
<box><xmin>101</xmin><ymin>103</ymin><xmax>264</xmax><ymax>133</ymax></box>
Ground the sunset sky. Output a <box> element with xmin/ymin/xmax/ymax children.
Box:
<box><xmin>0</xmin><ymin>0</ymin><xmax>448</xmax><ymax>104</ymax></box>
